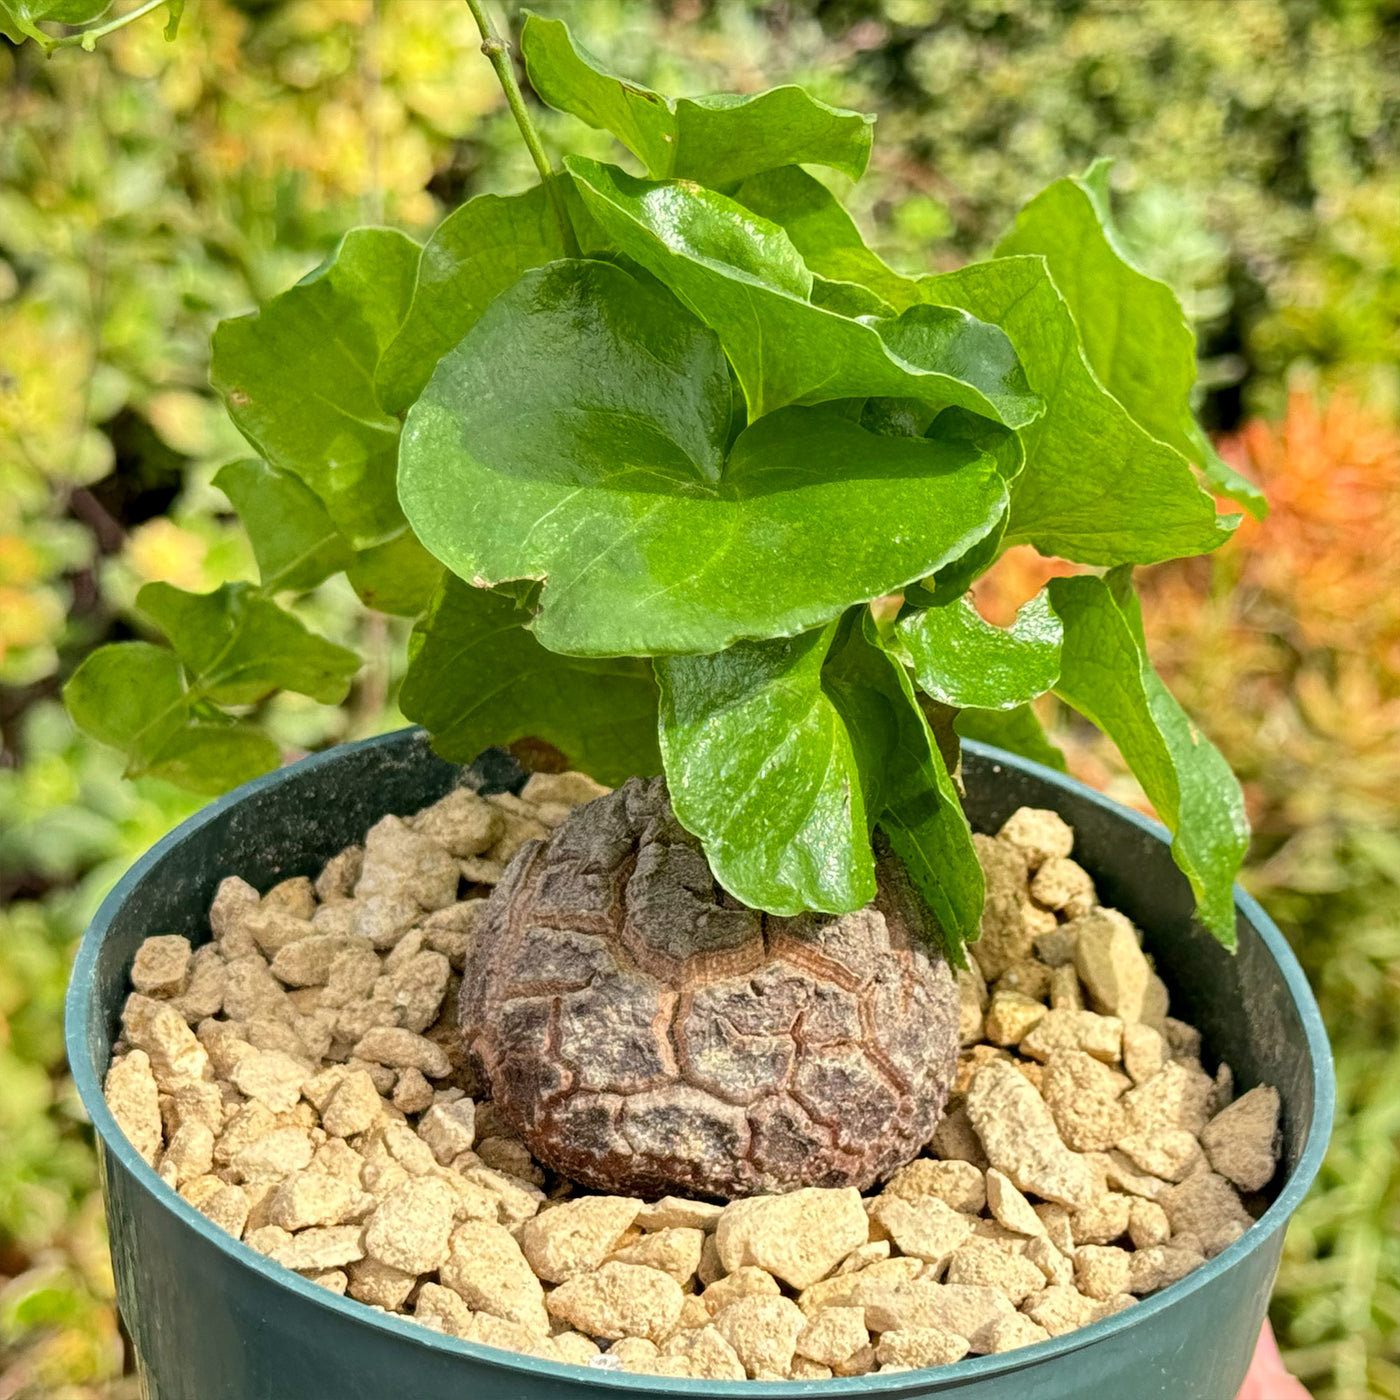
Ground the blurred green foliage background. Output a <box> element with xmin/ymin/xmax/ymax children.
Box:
<box><xmin>0</xmin><ymin>1</ymin><xmax>1396</xmax><ymax>1396</ymax></box>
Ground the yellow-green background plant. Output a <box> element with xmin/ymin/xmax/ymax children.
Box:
<box><xmin>1</xmin><ymin>2</ymin><xmax>1397</xmax><ymax>1396</ymax></box>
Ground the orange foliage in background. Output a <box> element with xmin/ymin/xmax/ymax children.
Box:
<box><xmin>968</xmin><ymin>387</ymin><xmax>1400</xmax><ymax>843</ymax></box>
<box><xmin>1219</xmin><ymin>387</ymin><xmax>1400</xmax><ymax>673</ymax></box>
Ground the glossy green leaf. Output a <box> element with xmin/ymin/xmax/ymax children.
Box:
<box><xmin>847</xmin><ymin>616</ymin><xmax>984</xmax><ymax>961</ymax></box>
<box><xmin>62</xmin><ymin>643</ymin><xmax>190</xmax><ymax>770</ymax></box>
<box><xmin>657</xmin><ymin>621</ymin><xmax>879</xmax><ymax>917</ymax></box>
<box><xmin>955</xmin><ymin>703</ymin><xmax>1068</xmax><ymax>773</ymax></box>
<box><xmin>1048</xmin><ymin>570</ymin><xmax>1248</xmax><ymax>944</ymax></box>
<box><xmin>398</xmin><ymin>259</ymin><xmax>1009</xmax><ymax>656</ymax></box>
<box><xmin>346</xmin><ymin>527</ymin><xmax>442</xmax><ymax>618</ymax></box>
<box><xmin>732</xmin><ymin>165</ymin><xmax>918</xmax><ymax>309</ymax></box>
<box><xmin>521</xmin><ymin>13</ymin><xmax>874</xmax><ymax>185</ymax></box>
<box><xmin>997</xmin><ymin>162</ymin><xmax>1265</xmax><ymax>520</ymax></box>
<box><xmin>400</xmin><ymin>575</ymin><xmax>660</xmax><ymax>787</ymax></box>
<box><xmin>898</xmin><ymin>591</ymin><xmax>1061</xmax><ymax>710</ymax></box>
<box><xmin>137</xmin><ymin>582</ymin><xmax>359</xmax><ymax>706</ymax></box>
<box><xmin>921</xmin><ymin>256</ymin><xmax>1233</xmax><ymax>565</ymax></box>
<box><xmin>657</xmin><ymin>610</ymin><xmax>981</xmax><ymax>951</ymax></box>
<box><xmin>141</xmin><ymin>723</ymin><xmax>279</xmax><ymax>795</ymax></box>
<box><xmin>569</xmin><ymin>159</ymin><xmax>1042</xmax><ymax>427</ymax></box>
<box><xmin>211</xmin><ymin>227</ymin><xmax>419</xmax><ymax>549</ymax></box>
<box><xmin>212</xmin><ymin>458</ymin><xmax>355</xmax><ymax>593</ymax></box>
<box><xmin>374</xmin><ymin>185</ymin><xmax>569</xmax><ymax>416</ymax></box>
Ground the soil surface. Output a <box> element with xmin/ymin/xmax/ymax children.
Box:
<box><xmin>104</xmin><ymin>772</ymin><xmax>1282</xmax><ymax>1381</ymax></box>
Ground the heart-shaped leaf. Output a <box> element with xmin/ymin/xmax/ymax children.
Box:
<box><xmin>521</xmin><ymin>13</ymin><xmax>874</xmax><ymax>185</ymax></box>
<box><xmin>1048</xmin><ymin>570</ymin><xmax>1248</xmax><ymax>945</ymax></box>
<box><xmin>569</xmin><ymin>158</ymin><xmax>1042</xmax><ymax>427</ymax></box>
<box><xmin>897</xmin><ymin>591</ymin><xmax>1062</xmax><ymax>710</ymax></box>
<box><xmin>211</xmin><ymin>227</ymin><xmax>419</xmax><ymax>549</ymax></box>
<box><xmin>997</xmin><ymin>162</ymin><xmax>1265</xmax><ymax>519</ymax></box>
<box><xmin>137</xmin><ymin>582</ymin><xmax>359</xmax><ymax>706</ymax></box>
<box><xmin>213</xmin><ymin>458</ymin><xmax>355</xmax><ymax>594</ymax></box>
<box><xmin>398</xmin><ymin>258</ymin><xmax>1009</xmax><ymax>656</ymax></box>
<box><xmin>400</xmin><ymin>575</ymin><xmax>660</xmax><ymax>787</ymax></box>
<box><xmin>374</xmin><ymin>185</ymin><xmax>570</xmax><ymax>416</ymax></box>
<box><xmin>921</xmin><ymin>256</ymin><xmax>1233</xmax><ymax>566</ymax></box>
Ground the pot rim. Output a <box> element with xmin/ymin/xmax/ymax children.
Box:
<box><xmin>64</xmin><ymin>728</ymin><xmax>1335</xmax><ymax>1396</ymax></box>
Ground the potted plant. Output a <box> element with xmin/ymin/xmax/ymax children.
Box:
<box><xmin>54</xmin><ymin>7</ymin><xmax>1329</xmax><ymax>1399</ymax></box>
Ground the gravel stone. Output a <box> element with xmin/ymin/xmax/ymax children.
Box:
<box><xmin>351</xmin><ymin>1027</ymin><xmax>451</xmax><ymax>1078</ymax></box>
<box><xmin>715</xmin><ymin>1188</ymin><xmax>869</xmax><ymax>1289</ymax></box>
<box><xmin>609</xmin><ymin>1226</ymin><xmax>705</xmax><ymax>1285</ymax></box>
<box><xmin>362</xmin><ymin>1176</ymin><xmax>455</xmax><ymax>1274</ymax></box>
<box><xmin>1074</xmin><ymin>1244</ymin><xmax>1134</xmax><ymax>1299</ymax></box>
<box><xmin>1160</xmin><ymin>1172</ymin><xmax>1253</xmax><ymax>1258</ymax></box>
<box><xmin>346</xmin><ymin>1257</ymin><xmax>417</xmax><ymax>1310</ymax></box>
<box><xmin>712</xmin><ymin>1295</ymin><xmax>807</xmax><ymax>1378</ymax></box>
<box><xmin>1020</xmin><ymin>1009</ymin><xmax>1124</xmax><ymax>1065</ymax></box>
<box><xmin>441</xmin><ymin>1219</ymin><xmax>549</xmax><ymax>1334</ymax></box>
<box><xmin>103</xmin><ymin>1051</ymin><xmax>163</xmax><ymax>1165</ymax></box>
<box><xmin>521</xmin><ymin>1196</ymin><xmax>643</xmax><ymax>1283</ymax></box>
<box><xmin>131</xmin><ymin>936</ymin><xmax>192</xmax><ymax>997</ymax></box>
<box><xmin>1071</xmin><ymin>909</ymin><xmax>1151</xmax><ymax>1021</ymax></box>
<box><xmin>998</xmin><ymin>808</ymin><xmax>1074</xmax><ymax>868</ymax></box>
<box><xmin>884</xmin><ymin>1158</ymin><xmax>987</xmax><ymax>1214</ymax></box>
<box><xmin>321</xmin><ymin>1070</ymin><xmax>384</xmax><ymax>1139</ymax></box>
<box><xmin>863</xmin><ymin>1282</ymin><xmax>1014</xmax><ymax>1350</ymax></box>
<box><xmin>986</xmin><ymin>1312</ymin><xmax>1052</xmax><ymax>1353</ymax></box>
<box><xmin>635</xmin><ymin>1196</ymin><xmax>724</xmax><ymax>1232</ymax></box>
<box><xmin>966</xmin><ymin>1060</ymin><xmax>1097</xmax><ymax>1209</ymax></box>
<box><xmin>985</xmin><ymin>992</ymin><xmax>1047</xmax><ymax>1047</ymax></box>
<box><xmin>655</xmin><ymin>1325</ymin><xmax>747</xmax><ymax>1380</ymax></box>
<box><xmin>1127</xmin><ymin>1199</ymin><xmax>1172</xmax><ymax>1250</ymax></box>
<box><xmin>547</xmin><ymin>1261</ymin><xmax>684</xmax><ymax>1343</ymax></box>
<box><xmin>1200</xmin><ymin>1086</ymin><xmax>1281</xmax><ymax>1191</ymax></box>
<box><xmin>267</xmin><ymin>1171</ymin><xmax>374</xmax><ymax>1231</ymax></box>
<box><xmin>985</xmin><ymin>1168</ymin><xmax>1046</xmax><ymax>1237</ymax></box>
<box><xmin>867</xmin><ymin>1195</ymin><xmax>975</xmax><ymax>1269</ymax></box>
<box><xmin>944</xmin><ymin>1239</ymin><xmax>1046</xmax><ymax>1305</ymax></box>
<box><xmin>795</xmin><ymin>1306</ymin><xmax>870</xmax><ymax>1368</ymax></box>
<box><xmin>1041</xmin><ymin>1050</ymin><xmax>1130</xmax><ymax>1152</ymax></box>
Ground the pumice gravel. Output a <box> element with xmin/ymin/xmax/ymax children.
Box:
<box><xmin>103</xmin><ymin>772</ymin><xmax>1281</xmax><ymax>1381</ymax></box>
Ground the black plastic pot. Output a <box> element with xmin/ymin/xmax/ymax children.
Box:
<box><xmin>65</xmin><ymin>728</ymin><xmax>1333</xmax><ymax>1399</ymax></box>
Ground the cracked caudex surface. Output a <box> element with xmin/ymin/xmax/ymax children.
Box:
<box><xmin>462</xmin><ymin>776</ymin><xmax>961</xmax><ymax>1199</ymax></box>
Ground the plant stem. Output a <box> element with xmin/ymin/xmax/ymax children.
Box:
<box><xmin>30</xmin><ymin>0</ymin><xmax>171</xmax><ymax>53</ymax></box>
<box><xmin>463</xmin><ymin>0</ymin><xmax>579</xmax><ymax>257</ymax></box>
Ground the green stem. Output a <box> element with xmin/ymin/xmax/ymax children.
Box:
<box><xmin>463</xmin><ymin>0</ymin><xmax>580</xmax><ymax>257</ymax></box>
<box><xmin>34</xmin><ymin>0</ymin><xmax>170</xmax><ymax>52</ymax></box>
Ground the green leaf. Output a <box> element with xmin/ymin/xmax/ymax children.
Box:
<box><xmin>849</xmin><ymin>616</ymin><xmax>983</xmax><ymax>961</ymax></box>
<box><xmin>656</xmin><ymin>621</ymin><xmax>879</xmax><ymax>917</ymax></box>
<box><xmin>211</xmin><ymin>227</ymin><xmax>420</xmax><ymax>549</ymax></box>
<box><xmin>62</xmin><ymin>642</ymin><xmax>190</xmax><ymax>770</ymax></box>
<box><xmin>212</xmin><ymin>459</ymin><xmax>355</xmax><ymax>593</ymax></box>
<box><xmin>569</xmin><ymin>158</ymin><xmax>1042</xmax><ymax>427</ymax></box>
<box><xmin>997</xmin><ymin>162</ymin><xmax>1265</xmax><ymax>520</ymax></box>
<box><xmin>732</xmin><ymin>165</ymin><xmax>918</xmax><ymax>309</ymax></box>
<box><xmin>137</xmin><ymin>582</ymin><xmax>359</xmax><ymax>706</ymax></box>
<box><xmin>400</xmin><ymin>574</ymin><xmax>660</xmax><ymax>788</ymax></box>
<box><xmin>656</xmin><ymin>610</ymin><xmax>982</xmax><ymax>955</ymax></box>
<box><xmin>346</xmin><ymin>527</ymin><xmax>442</xmax><ymax>617</ymax></box>
<box><xmin>1047</xmin><ymin>570</ymin><xmax>1248</xmax><ymax>944</ymax></box>
<box><xmin>897</xmin><ymin>591</ymin><xmax>1062</xmax><ymax>710</ymax></box>
<box><xmin>398</xmin><ymin>258</ymin><xmax>1009</xmax><ymax>656</ymax></box>
<box><xmin>142</xmin><ymin>723</ymin><xmax>279</xmax><ymax>795</ymax></box>
<box><xmin>162</xmin><ymin>0</ymin><xmax>183</xmax><ymax>40</ymax></box>
<box><xmin>921</xmin><ymin>256</ymin><xmax>1233</xmax><ymax>566</ymax></box>
<box><xmin>13</xmin><ymin>0</ymin><xmax>111</xmax><ymax>21</ymax></box>
<box><xmin>62</xmin><ymin>642</ymin><xmax>279</xmax><ymax>792</ymax></box>
<box><xmin>374</xmin><ymin>185</ymin><xmax>569</xmax><ymax>416</ymax></box>
<box><xmin>955</xmin><ymin>704</ymin><xmax>1067</xmax><ymax>773</ymax></box>
<box><xmin>521</xmin><ymin>13</ymin><xmax>874</xmax><ymax>185</ymax></box>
